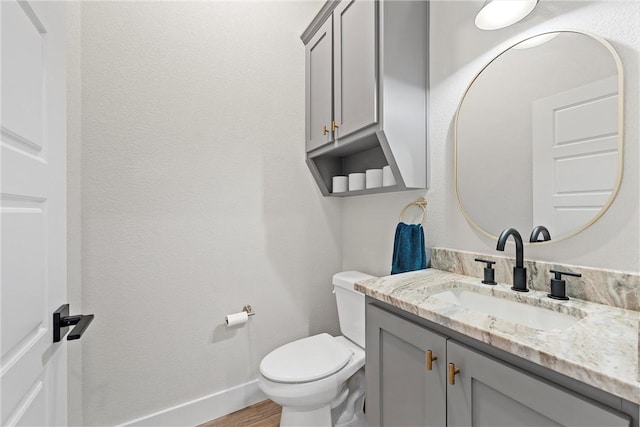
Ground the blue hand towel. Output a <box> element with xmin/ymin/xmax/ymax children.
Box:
<box><xmin>391</xmin><ymin>222</ymin><xmax>427</xmax><ymax>275</ymax></box>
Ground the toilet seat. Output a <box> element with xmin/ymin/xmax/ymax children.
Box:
<box><xmin>260</xmin><ymin>333</ymin><xmax>353</xmax><ymax>383</ymax></box>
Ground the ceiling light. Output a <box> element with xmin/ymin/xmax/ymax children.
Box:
<box><xmin>475</xmin><ymin>0</ymin><xmax>539</xmax><ymax>31</ymax></box>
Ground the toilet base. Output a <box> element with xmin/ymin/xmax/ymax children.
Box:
<box><xmin>334</xmin><ymin>370</ymin><xmax>365</xmax><ymax>427</ymax></box>
<box><xmin>279</xmin><ymin>404</ymin><xmax>365</xmax><ymax>427</ymax></box>
<box><xmin>280</xmin><ymin>405</ymin><xmax>332</xmax><ymax>427</ymax></box>
<box><xmin>278</xmin><ymin>369</ymin><xmax>366</xmax><ymax>427</ymax></box>
<box><xmin>278</xmin><ymin>385</ymin><xmax>348</xmax><ymax>427</ymax></box>
<box><xmin>335</xmin><ymin>411</ymin><xmax>365</xmax><ymax>427</ymax></box>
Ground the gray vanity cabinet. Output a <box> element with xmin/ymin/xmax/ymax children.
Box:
<box><xmin>366</xmin><ymin>304</ymin><xmax>447</xmax><ymax>426</ymax></box>
<box><xmin>366</xmin><ymin>304</ymin><xmax>632</xmax><ymax>427</ymax></box>
<box><xmin>447</xmin><ymin>340</ymin><xmax>630</xmax><ymax>427</ymax></box>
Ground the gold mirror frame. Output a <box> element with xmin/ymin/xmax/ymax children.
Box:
<box><xmin>454</xmin><ymin>30</ymin><xmax>624</xmax><ymax>245</ymax></box>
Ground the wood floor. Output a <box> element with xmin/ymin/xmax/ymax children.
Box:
<box><xmin>200</xmin><ymin>400</ymin><xmax>281</xmax><ymax>427</ymax></box>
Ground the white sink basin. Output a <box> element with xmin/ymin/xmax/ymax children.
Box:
<box><xmin>429</xmin><ymin>288</ymin><xmax>581</xmax><ymax>331</ymax></box>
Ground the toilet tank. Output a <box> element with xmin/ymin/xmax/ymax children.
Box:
<box><xmin>333</xmin><ymin>271</ymin><xmax>375</xmax><ymax>349</ymax></box>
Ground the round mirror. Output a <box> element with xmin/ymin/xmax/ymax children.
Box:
<box><xmin>455</xmin><ymin>31</ymin><xmax>623</xmax><ymax>243</ymax></box>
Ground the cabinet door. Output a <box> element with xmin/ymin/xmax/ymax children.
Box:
<box><xmin>305</xmin><ymin>17</ymin><xmax>333</xmax><ymax>152</ymax></box>
<box><xmin>446</xmin><ymin>340</ymin><xmax>630</xmax><ymax>427</ymax></box>
<box><xmin>366</xmin><ymin>305</ymin><xmax>447</xmax><ymax>427</ymax></box>
<box><xmin>333</xmin><ymin>0</ymin><xmax>377</xmax><ymax>140</ymax></box>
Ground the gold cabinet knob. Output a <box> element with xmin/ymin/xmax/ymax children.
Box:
<box><xmin>322</xmin><ymin>125</ymin><xmax>329</xmax><ymax>136</ymax></box>
<box><xmin>448</xmin><ymin>362</ymin><xmax>461</xmax><ymax>385</ymax></box>
<box><xmin>332</xmin><ymin>120</ymin><xmax>339</xmax><ymax>131</ymax></box>
<box><xmin>426</xmin><ymin>350</ymin><xmax>438</xmax><ymax>371</ymax></box>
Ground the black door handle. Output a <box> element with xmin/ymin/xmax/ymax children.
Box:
<box><xmin>53</xmin><ymin>304</ymin><xmax>94</xmax><ymax>342</ymax></box>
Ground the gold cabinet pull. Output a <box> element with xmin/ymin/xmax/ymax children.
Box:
<box><xmin>448</xmin><ymin>362</ymin><xmax>461</xmax><ymax>385</ymax></box>
<box><xmin>322</xmin><ymin>125</ymin><xmax>329</xmax><ymax>136</ymax></box>
<box><xmin>426</xmin><ymin>350</ymin><xmax>438</xmax><ymax>371</ymax></box>
<box><xmin>332</xmin><ymin>120</ymin><xmax>339</xmax><ymax>131</ymax></box>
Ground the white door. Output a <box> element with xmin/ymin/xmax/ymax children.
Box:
<box><xmin>1</xmin><ymin>1</ymin><xmax>68</xmax><ymax>426</ymax></box>
<box><xmin>532</xmin><ymin>76</ymin><xmax>619</xmax><ymax>237</ymax></box>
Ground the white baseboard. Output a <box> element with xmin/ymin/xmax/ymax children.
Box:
<box><xmin>118</xmin><ymin>379</ymin><xmax>267</xmax><ymax>427</ymax></box>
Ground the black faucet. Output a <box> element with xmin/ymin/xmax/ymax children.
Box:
<box><xmin>529</xmin><ymin>225</ymin><xmax>551</xmax><ymax>243</ymax></box>
<box><xmin>496</xmin><ymin>227</ymin><xmax>528</xmax><ymax>292</ymax></box>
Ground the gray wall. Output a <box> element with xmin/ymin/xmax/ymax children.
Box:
<box><xmin>69</xmin><ymin>1</ymin><xmax>639</xmax><ymax>425</ymax></box>
<box><xmin>76</xmin><ymin>1</ymin><xmax>340</xmax><ymax>425</ymax></box>
<box><xmin>343</xmin><ymin>0</ymin><xmax>640</xmax><ymax>277</ymax></box>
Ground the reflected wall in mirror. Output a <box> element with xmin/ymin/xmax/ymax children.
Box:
<box><xmin>455</xmin><ymin>31</ymin><xmax>623</xmax><ymax>243</ymax></box>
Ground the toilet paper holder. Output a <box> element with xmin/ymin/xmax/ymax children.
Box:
<box><xmin>242</xmin><ymin>305</ymin><xmax>255</xmax><ymax>316</ymax></box>
<box><xmin>225</xmin><ymin>305</ymin><xmax>256</xmax><ymax>327</ymax></box>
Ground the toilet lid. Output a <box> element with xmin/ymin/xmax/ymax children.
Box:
<box><xmin>260</xmin><ymin>333</ymin><xmax>353</xmax><ymax>383</ymax></box>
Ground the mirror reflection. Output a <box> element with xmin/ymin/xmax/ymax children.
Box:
<box><xmin>455</xmin><ymin>31</ymin><xmax>622</xmax><ymax>242</ymax></box>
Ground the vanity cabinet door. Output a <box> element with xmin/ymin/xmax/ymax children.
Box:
<box><xmin>305</xmin><ymin>17</ymin><xmax>333</xmax><ymax>152</ymax></box>
<box><xmin>366</xmin><ymin>305</ymin><xmax>447</xmax><ymax>427</ymax></box>
<box><xmin>333</xmin><ymin>0</ymin><xmax>377</xmax><ymax>140</ymax></box>
<box><xmin>446</xmin><ymin>340</ymin><xmax>630</xmax><ymax>427</ymax></box>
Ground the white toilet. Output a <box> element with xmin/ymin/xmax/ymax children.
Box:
<box><xmin>258</xmin><ymin>271</ymin><xmax>374</xmax><ymax>427</ymax></box>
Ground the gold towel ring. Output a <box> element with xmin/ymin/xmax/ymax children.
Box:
<box><xmin>399</xmin><ymin>198</ymin><xmax>427</xmax><ymax>224</ymax></box>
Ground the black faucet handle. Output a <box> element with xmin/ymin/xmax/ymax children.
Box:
<box><xmin>550</xmin><ymin>269</ymin><xmax>582</xmax><ymax>279</ymax></box>
<box><xmin>474</xmin><ymin>258</ymin><xmax>497</xmax><ymax>285</ymax></box>
<box><xmin>548</xmin><ymin>270</ymin><xmax>582</xmax><ymax>300</ymax></box>
<box><xmin>474</xmin><ymin>258</ymin><xmax>496</xmax><ymax>266</ymax></box>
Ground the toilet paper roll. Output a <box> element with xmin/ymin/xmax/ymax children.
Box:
<box><xmin>365</xmin><ymin>169</ymin><xmax>383</xmax><ymax>189</ymax></box>
<box><xmin>332</xmin><ymin>176</ymin><xmax>348</xmax><ymax>193</ymax></box>
<box><xmin>382</xmin><ymin>165</ymin><xmax>396</xmax><ymax>187</ymax></box>
<box><xmin>225</xmin><ymin>311</ymin><xmax>248</xmax><ymax>327</ymax></box>
<box><xmin>348</xmin><ymin>173</ymin><xmax>365</xmax><ymax>191</ymax></box>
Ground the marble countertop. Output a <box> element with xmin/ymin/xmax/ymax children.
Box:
<box><xmin>355</xmin><ymin>268</ymin><xmax>640</xmax><ymax>404</ymax></box>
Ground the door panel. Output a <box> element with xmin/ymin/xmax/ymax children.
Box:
<box><xmin>380</xmin><ymin>330</ymin><xmax>434</xmax><ymax>426</ymax></box>
<box><xmin>532</xmin><ymin>76</ymin><xmax>619</xmax><ymax>237</ymax></box>
<box><xmin>366</xmin><ymin>305</ymin><xmax>447</xmax><ymax>427</ymax></box>
<box><xmin>446</xmin><ymin>340</ymin><xmax>630</xmax><ymax>427</ymax></box>
<box><xmin>334</xmin><ymin>0</ymin><xmax>376</xmax><ymax>140</ymax></box>
<box><xmin>1</xmin><ymin>1</ymin><xmax>67</xmax><ymax>425</ymax></box>
<box><xmin>470</xmin><ymin>380</ymin><xmax>561</xmax><ymax>427</ymax></box>
<box><xmin>1</xmin><ymin>1</ymin><xmax>45</xmax><ymax>148</ymax></box>
<box><xmin>305</xmin><ymin>17</ymin><xmax>333</xmax><ymax>152</ymax></box>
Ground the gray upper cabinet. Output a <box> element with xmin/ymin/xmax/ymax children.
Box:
<box><xmin>305</xmin><ymin>17</ymin><xmax>333</xmax><ymax>153</ymax></box>
<box><xmin>333</xmin><ymin>0</ymin><xmax>377</xmax><ymax>140</ymax></box>
<box><xmin>301</xmin><ymin>0</ymin><xmax>428</xmax><ymax>196</ymax></box>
